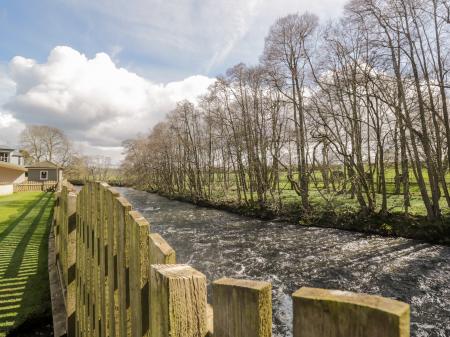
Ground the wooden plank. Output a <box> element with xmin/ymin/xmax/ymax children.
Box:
<box><xmin>212</xmin><ymin>278</ymin><xmax>272</xmax><ymax>337</ymax></box>
<box><xmin>93</xmin><ymin>183</ymin><xmax>101</xmax><ymax>337</ymax></box>
<box><xmin>107</xmin><ymin>187</ymin><xmax>120</xmax><ymax>337</ymax></box>
<box><xmin>292</xmin><ymin>287</ymin><xmax>410</xmax><ymax>337</ymax></box>
<box><xmin>128</xmin><ymin>211</ymin><xmax>150</xmax><ymax>337</ymax></box>
<box><xmin>99</xmin><ymin>183</ymin><xmax>109</xmax><ymax>337</ymax></box>
<box><xmin>149</xmin><ymin>264</ymin><xmax>207</xmax><ymax>337</ymax></box>
<box><xmin>67</xmin><ymin>191</ymin><xmax>78</xmax><ymax>337</ymax></box>
<box><xmin>148</xmin><ymin>234</ymin><xmax>176</xmax><ymax>265</ymax></box>
<box><xmin>116</xmin><ymin>197</ymin><xmax>132</xmax><ymax>337</ymax></box>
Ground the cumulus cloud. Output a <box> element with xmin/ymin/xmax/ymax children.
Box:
<box><xmin>1</xmin><ymin>46</ymin><xmax>215</xmax><ymax>159</ymax></box>
<box><xmin>0</xmin><ymin>66</ymin><xmax>24</xmax><ymax>146</ymax></box>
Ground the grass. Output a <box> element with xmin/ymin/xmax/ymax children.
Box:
<box><xmin>198</xmin><ymin>167</ymin><xmax>450</xmax><ymax>217</ymax></box>
<box><xmin>0</xmin><ymin>192</ymin><xmax>54</xmax><ymax>336</ymax></box>
<box><xmin>141</xmin><ymin>167</ymin><xmax>450</xmax><ymax>243</ymax></box>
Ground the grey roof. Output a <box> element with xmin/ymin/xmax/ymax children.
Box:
<box><xmin>26</xmin><ymin>161</ymin><xmax>60</xmax><ymax>169</ymax></box>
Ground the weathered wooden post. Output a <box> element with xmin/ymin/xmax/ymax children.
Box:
<box><xmin>292</xmin><ymin>287</ymin><xmax>410</xmax><ymax>337</ymax></box>
<box><xmin>106</xmin><ymin>187</ymin><xmax>120</xmax><ymax>337</ymax></box>
<box><xmin>212</xmin><ymin>278</ymin><xmax>272</xmax><ymax>337</ymax></box>
<box><xmin>116</xmin><ymin>196</ymin><xmax>132</xmax><ymax>337</ymax></box>
<box><xmin>128</xmin><ymin>210</ymin><xmax>150</xmax><ymax>337</ymax></box>
<box><xmin>149</xmin><ymin>264</ymin><xmax>207</xmax><ymax>337</ymax></box>
<box><xmin>149</xmin><ymin>233</ymin><xmax>176</xmax><ymax>265</ymax></box>
<box><xmin>53</xmin><ymin>191</ymin><xmax>61</xmax><ymax>257</ymax></box>
<box><xmin>93</xmin><ymin>183</ymin><xmax>101</xmax><ymax>337</ymax></box>
<box><xmin>98</xmin><ymin>183</ymin><xmax>108</xmax><ymax>337</ymax></box>
<box><xmin>66</xmin><ymin>191</ymin><xmax>77</xmax><ymax>337</ymax></box>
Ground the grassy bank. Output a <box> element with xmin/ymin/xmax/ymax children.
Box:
<box><xmin>144</xmin><ymin>187</ymin><xmax>450</xmax><ymax>246</ymax></box>
<box><xmin>0</xmin><ymin>192</ymin><xmax>54</xmax><ymax>336</ymax></box>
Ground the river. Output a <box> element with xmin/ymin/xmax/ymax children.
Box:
<box><xmin>117</xmin><ymin>187</ymin><xmax>450</xmax><ymax>337</ymax></box>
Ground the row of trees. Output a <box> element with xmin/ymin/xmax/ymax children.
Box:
<box><xmin>123</xmin><ymin>0</ymin><xmax>450</xmax><ymax>221</ymax></box>
<box><xmin>19</xmin><ymin>124</ymin><xmax>114</xmax><ymax>181</ymax></box>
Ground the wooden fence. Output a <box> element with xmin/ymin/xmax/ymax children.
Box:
<box><xmin>14</xmin><ymin>180</ymin><xmax>58</xmax><ymax>192</ymax></box>
<box><xmin>53</xmin><ymin>181</ymin><xmax>411</xmax><ymax>337</ymax></box>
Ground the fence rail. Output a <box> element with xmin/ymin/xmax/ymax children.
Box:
<box><xmin>14</xmin><ymin>180</ymin><xmax>58</xmax><ymax>192</ymax></box>
<box><xmin>53</xmin><ymin>181</ymin><xmax>411</xmax><ymax>337</ymax></box>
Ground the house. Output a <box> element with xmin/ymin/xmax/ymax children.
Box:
<box><xmin>26</xmin><ymin>161</ymin><xmax>63</xmax><ymax>182</ymax></box>
<box><xmin>0</xmin><ymin>145</ymin><xmax>24</xmax><ymax>166</ymax></box>
<box><xmin>0</xmin><ymin>147</ymin><xmax>27</xmax><ymax>195</ymax></box>
<box><xmin>0</xmin><ymin>166</ymin><xmax>27</xmax><ymax>195</ymax></box>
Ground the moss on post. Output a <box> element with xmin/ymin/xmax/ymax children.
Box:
<box><xmin>149</xmin><ymin>264</ymin><xmax>207</xmax><ymax>337</ymax></box>
<box><xmin>128</xmin><ymin>210</ymin><xmax>150</xmax><ymax>337</ymax></box>
<box><xmin>292</xmin><ymin>287</ymin><xmax>410</xmax><ymax>337</ymax></box>
<box><xmin>115</xmin><ymin>196</ymin><xmax>132</xmax><ymax>337</ymax></box>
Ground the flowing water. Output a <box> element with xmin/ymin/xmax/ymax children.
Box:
<box><xmin>117</xmin><ymin>187</ymin><xmax>450</xmax><ymax>337</ymax></box>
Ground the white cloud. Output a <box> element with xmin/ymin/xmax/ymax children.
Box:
<box><xmin>1</xmin><ymin>46</ymin><xmax>215</xmax><ymax>159</ymax></box>
<box><xmin>0</xmin><ymin>65</ymin><xmax>24</xmax><ymax>147</ymax></box>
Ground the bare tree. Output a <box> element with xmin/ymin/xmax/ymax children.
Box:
<box><xmin>20</xmin><ymin>125</ymin><xmax>72</xmax><ymax>167</ymax></box>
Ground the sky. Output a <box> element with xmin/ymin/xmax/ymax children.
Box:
<box><xmin>0</xmin><ymin>0</ymin><xmax>347</xmax><ymax>162</ymax></box>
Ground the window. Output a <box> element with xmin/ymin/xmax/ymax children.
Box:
<box><xmin>0</xmin><ymin>152</ymin><xmax>9</xmax><ymax>162</ymax></box>
<box><xmin>40</xmin><ymin>171</ymin><xmax>48</xmax><ymax>180</ymax></box>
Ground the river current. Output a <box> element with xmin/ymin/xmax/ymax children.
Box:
<box><xmin>117</xmin><ymin>187</ymin><xmax>450</xmax><ymax>337</ymax></box>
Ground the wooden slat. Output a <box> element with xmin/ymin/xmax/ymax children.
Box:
<box><xmin>67</xmin><ymin>191</ymin><xmax>77</xmax><ymax>337</ymax></box>
<box><xmin>128</xmin><ymin>211</ymin><xmax>150</xmax><ymax>337</ymax></box>
<box><xmin>149</xmin><ymin>233</ymin><xmax>176</xmax><ymax>265</ymax></box>
<box><xmin>116</xmin><ymin>196</ymin><xmax>132</xmax><ymax>337</ymax></box>
<box><xmin>292</xmin><ymin>287</ymin><xmax>410</xmax><ymax>337</ymax></box>
<box><xmin>149</xmin><ymin>264</ymin><xmax>207</xmax><ymax>337</ymax></box>
<box><xmin>212</xmin><ymin>278</ymin><xmax>272</xmax><ymax>337</ymax></box>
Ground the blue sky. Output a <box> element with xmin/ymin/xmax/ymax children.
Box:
<box><xmin>0</xmin><ymin>0</ymin><xmax>347</xmax><ymax>158</ymax></box>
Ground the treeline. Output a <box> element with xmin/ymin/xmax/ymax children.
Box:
<box><xmin>123</xmin><ymin>0</ymin><xmax>450</xmax><ymax>222</ymax></box>
<box><xmin>20</xmin><ymin>124</ymin><xmax>118</xmax><ymax>183</ymax></box>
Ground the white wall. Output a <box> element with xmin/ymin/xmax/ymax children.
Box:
<box><xmin>0</xmin><ymin>184</ymin><xmax>13</xmax><ymax>196</ymax></box>
<box><xmin>14</xmin><ymin>172</ymin><xmax>26</xmax><ymax>183</ymax></box>
<box><xmin>10</xmin><ymin>156</ymin><xmax>24</xmax><ymax>166</ymax></box>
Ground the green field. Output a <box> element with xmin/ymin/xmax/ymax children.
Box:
<box><xmin>197</xmin><ymin>167</ymin><xmax>450</xmax><ymax>217</ymax></box>
<box><xmin>0</xmin><ymin>192</ymin><xmax>54</xmax><ymax>336</ymax></box>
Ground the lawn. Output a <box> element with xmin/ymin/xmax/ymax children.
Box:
<box><xmin>0</xmin><ymin>192</ymin><xmax>54</xmax><ymax>336</ymax></box>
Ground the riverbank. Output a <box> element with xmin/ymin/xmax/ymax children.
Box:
<box><xmin>140</xmin><ymin>188</ymin><xmax>450</xmax><ymax>246</ymax></box>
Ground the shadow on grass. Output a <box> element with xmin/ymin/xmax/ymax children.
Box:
<box><xmin>0</xmin><ymin>194</ymin><xmax>46</xmax><ymax>245</ymax></box>
<box><xmin>0</xmin><ymin>193</ymin><xmax>54</xmax><ymax>337</ymax></box>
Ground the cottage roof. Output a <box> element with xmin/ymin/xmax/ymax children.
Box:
<box><xmin>0</xmin><ymin>161</ymin><xmax>28</xmax><ymax>172</ymax></box>
<box><xmin>26</xmin><ymin>161</ymin><xmax>60</xmax><ymax>169</ymax></box>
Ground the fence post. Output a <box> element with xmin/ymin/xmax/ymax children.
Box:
<box><xmin>106</xmin><ymin>187</ymin><xmax>120</xmax><ymax>337</ymax></box>
<box><xmin>149</xmin><ymin>264</ymin><xmax>207</xmax><ymax>337</ymax></box>
<box><xmin>128</xmin><ymin>211</ymin><xmax>150</xmax><ymax>337</ymax></box>
<box><xmin>212</xmin><ymin>278</ymin><xmax>272</xmax><ymax>337</ymax></box>
<box><xmin>98</xmin><ymin>182</ymin><xmax>109</xmax><ymax>337</ymax></box>
<box><xmin>149</xmin><ymin>233</ymin><xmax>176</xmax><ymax>265</ymax></box>
<box><xmin>115</xmin><ymin>197</ymin><xmax>132</xmax><ymax>337</ymax></box>
<box><xmin>66</xmin><ymin>191</ymin><xmax>77</xmax><ymax>336</ymax></box>
<box><xmin>292</xmin><ymin>287</ymin><xmax>410</xmax><ymax>337</ymax></box>
<box><xmin>53</xmin><ymin>192</ymin><xmax>61</xmax><ymax>262</ymax></box>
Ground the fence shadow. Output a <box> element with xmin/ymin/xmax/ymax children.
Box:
<box><xmin>0</xmin><ymin>193</ymin><xmax>53</xmax><ymax>336</ymax></box>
